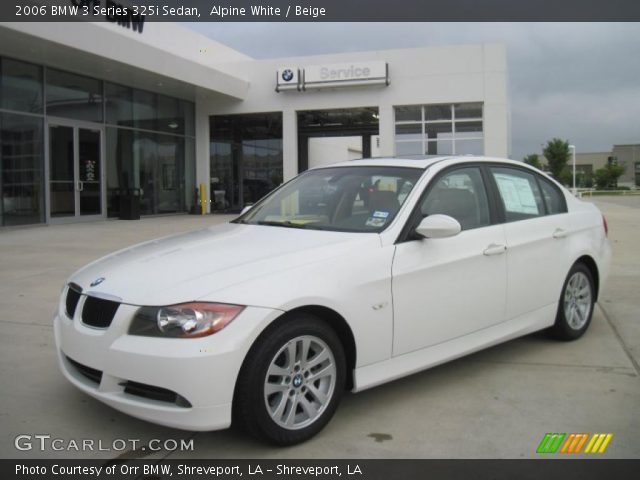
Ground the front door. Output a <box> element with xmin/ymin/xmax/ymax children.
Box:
<box><xmin>48</xmin><ymin>122</ymin><xmax>104</xmax><ymax>222</ymax></box>
<box><xmin>392</xmin><ymin>166</ymin><xmax>507</xmax><ymax>355</ymax></box>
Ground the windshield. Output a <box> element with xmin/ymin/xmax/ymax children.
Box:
<box><xmin>235</xmin><ymin>166</ymin><xmax>423</xmax><ymax>232</ymax></box>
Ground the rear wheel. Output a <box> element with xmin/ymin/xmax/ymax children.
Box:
<box><xmin>550</xmin><ymin>263</ymin><xmax>595</xmax><ymax>340</ymax></box>
<box><xmin>233</xmin><ymin>315</ymin><xmax>345</xmax><ymax>445</ymax></box>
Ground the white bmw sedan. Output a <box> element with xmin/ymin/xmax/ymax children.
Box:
<box><xmin>54</xmin><ymin>156</ymin><xmax>611</xmax><ymax>445</ymax></box>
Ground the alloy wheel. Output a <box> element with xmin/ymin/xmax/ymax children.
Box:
<box><xmin>263</xmin><ymin>335</ymin><xmax>337</xmax><ymax>430</ymax></box>
<box><xmin>563</xmin><ymin>271</ymin><xmax>592</xmax><ymax>330</ymax></box>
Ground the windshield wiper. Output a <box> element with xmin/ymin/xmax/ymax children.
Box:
<box><xmin>256</xmin><ymin>220</ymin><xmax>310</xmax><ymax>229</ymax></box>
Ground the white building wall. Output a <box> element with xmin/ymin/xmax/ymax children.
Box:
<box><xmin>0</xmin><ymin>21</ymin><xmax>251</xmax><ymax>100</ymax></box>
<box><xmin>197</xmin><ymin>44</ymin><xmax>509</xmax><ymax>211</ymax></box>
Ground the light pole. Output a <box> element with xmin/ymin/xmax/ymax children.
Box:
<box><xmin>569</xmin><ymin>144</ymin><xmax>576</xmax><ymax>194</ymax></box>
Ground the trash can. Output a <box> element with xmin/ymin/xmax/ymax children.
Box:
<box><xmin>119</xmin><ymin>188</ymin><xmax>141</xmax><ymax>220</ymax></box>
<box><xmin>189</xmin><ymin>187</ymin><xmax>200</xmax><ymax>215</ymax></box>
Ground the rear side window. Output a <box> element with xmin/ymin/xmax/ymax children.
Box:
<box><xmin>490</xmin><ymin>167</ymin><xmax>545</xmax><ymax>222</ymax></box>
<box><xmin>421</xmin><ymin>167</ymin><xmax>491</xmax><ymax>230</ymax></box>
<box><xmin>538</xmin><ymin>177</ymin><xmax>567</xmax><ymax>215</ymax></box>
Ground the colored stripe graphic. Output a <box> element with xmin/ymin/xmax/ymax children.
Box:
<box><xmin>536</xmin><ymin>433</ymin><xmax>566</xmax><ymax>453</ymax></box>
<box><xmin>559</xmin><ymin>433</ymin><xmax>589</xmax><ymax>453</ymax></box>
<box><xmin>584</xmin><ymin>433</ymin><xmax>613</xmax><ymax>454</ymax></box>
<box><xmin>537</xmin><ymin>433</ymin><xmax>613</xmax><ymax>454</ymax></box>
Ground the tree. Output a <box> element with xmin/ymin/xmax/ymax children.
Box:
<box><xmin>558</xmin><ymin>166</ymin><xmax>573</xmax><ymax>187</ymax></box>
<box><xmin>608</xmin><ymin>162</ymin><xmax>625</xmax><ymax>187</ymax></box>
<box><xmin>576</xmin><ymin>171</ymin><xmax>594</xmax><ymax>189</ymax></box>
<box><xmin>543</xmin><ymin>138</ymin><xmax>570</xmax><ymax>183</ymax></box>
<box><xmin>523</xmin><ymin>154</ymin><xmax>542</xmax><ymax>169</ymax></box>
<box><xmin>594</xmin><ymin>161</ymin><xmax>625</xmax><ymax>189</ymax></box>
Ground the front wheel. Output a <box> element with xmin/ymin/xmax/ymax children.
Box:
<box><xmin>550</xmin><ymin>263</ymin><xmax>595</xmax><ymax>340</ymax></box>
<box><xmin>233</xmin><ymin>315</ymin><xmax>346</xmax><ymax>445</ymax></box>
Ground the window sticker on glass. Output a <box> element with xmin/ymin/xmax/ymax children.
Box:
<box><xmin>373</xmin><ymin>210</ymin><xmax>389</xmax><ymax>219</ymax></box>
<box><xmin>371</xmin><ymin>176</ymin><xmax>398</xmax><ymax>192</ymax></box>
<box><xmin>494</xmin><ymin>173</ymin><xmax>539</xmax><ymax>215</ymax></box>
<box><xmin>365</xmin><ymin>217</ymin><xmax>387</xmax><ymax>227</ymax></box>
<box><xmin>444</xmin><ymin>174</ymin><xmax>471</xmax><ymax>189</ymax></box>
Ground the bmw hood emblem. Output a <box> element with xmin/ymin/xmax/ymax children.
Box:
<box><xmin>90</xmin><ymin>277</ymin><xmax>105</xmax><ymax>287</ymax></box>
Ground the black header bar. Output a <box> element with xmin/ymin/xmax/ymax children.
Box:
<box><xmin>2</xmin><ymin>0</ymin><xmax>640</xmax><ymax>22</ymax></box>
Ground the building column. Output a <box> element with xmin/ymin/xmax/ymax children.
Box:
<box><xmin>282</xmin><ymin>109</ymin><xmax>298</xmax><ymax>181</ymax></box>
<box><xmin>378</xmin><ymin>103</ymin><xmax>395</xmax><ymax>157</ymax></box>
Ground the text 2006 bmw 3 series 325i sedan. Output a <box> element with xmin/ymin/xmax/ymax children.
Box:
<box><xmin>54</xmin><ymin>156</ymin><xmax>611</xmax><ymax>445</ymax></box>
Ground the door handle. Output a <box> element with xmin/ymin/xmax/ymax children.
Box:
<box><xmin>77</xmin><ymin>181</ymin><xmax>84</xmax><ymax>192</ymax></box>
<box><xmin>483</xmin><ymin>243</ymin><xmax>507</xmax><ymax>256</ymax></box>
<box><xmin>553</xmin><ymin>228</ymin><xmax>568</xmax><ymax>239</ymax></box>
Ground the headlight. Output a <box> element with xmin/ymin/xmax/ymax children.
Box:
<box><xmin>129</xmin><ymin>303</ymin><xmax>245</xmax><ymax>338</ymax></box>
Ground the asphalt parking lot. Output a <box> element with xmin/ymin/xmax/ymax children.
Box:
<box><xmin>1</xmin><ymin>197</ymin><xmax>638</xmax><ymax>459</ymax></box>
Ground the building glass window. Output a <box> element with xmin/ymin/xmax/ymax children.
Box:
<box><xmin>181</xmin><ymin>101</ymin><xmax>195</xmax><ymax>137</ymax></box>
<box><xmin>105</xmin><ymin>82</ymin><xmax>133</xmax><ymax>127</ymax></box>
<box><xmin>132</xmin><ymin>89</ymin><xmax>156</xmax><ymax>131</ymax></box>
<box><xmin>394</xmin><ymin>103</ymin><xmax>484</xmax><ymax>156</ymax></box>
<box><xmin>46</xmin><ymin>68</ymin><xmax>103</xmax><ymax>122</ymax></box>
<box><xmin>0</xmin><ymin>58</ymin><xmax>43</xmax><ymax>114</ymax></box>
<box><xmin>106</xmin><ymin>128</ymin><xmax>194</xmax><ymax>218</ymax></box>
<box><xmin>105</xmin><ymin>83</ymin><xmax>196</xmax><ymax>218</ymax></box>
<box><xmin>0</xmin><ymin>112</ymin><xmax>44</xmax><ymax>226</ymax></box>
<box><xmin>0</xmin><ymin>57</ymin><xmax>195</xmax><ymax>226</ymax></box>
<box><xmin>210</xmin><ymin>113</ymin><xmax>283</xmax><ymax>212</ymax></box>
<box><xmin>106</xmin><ymin>127</ymin><xmax>134</xmax><ymax>217</ymax></box>
<box><xmin>394</xmin><ymin>105</ymin><xmax>421</xmax><ymax>122</ymax></box>
<box><xmin>106</xmin><ymin>83</ymin><xmax>195</xmax><ymax>135</ymax></box>
<box><xmin>157</xmin><ymin>94</ymin><xmax>182</xmax><ymax>135</ymax></box>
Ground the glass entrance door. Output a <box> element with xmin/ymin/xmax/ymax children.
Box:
<box><xmin>48</xmin><ymin>123</ymin><xmax>103</xmax><ymax>220</ymax></box>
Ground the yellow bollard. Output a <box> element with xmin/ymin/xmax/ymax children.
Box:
<box><xmin>199</xmin><ymin>183</ymin><xmax>206</xmax><ymax>215</ymax></box>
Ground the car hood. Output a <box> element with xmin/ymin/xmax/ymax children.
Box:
<box><xmin>69</xmin><ymin>223</ymin><xmax>378</xmax><ymax>307</ymax></box>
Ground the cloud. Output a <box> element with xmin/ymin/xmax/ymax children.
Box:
<box><xmin>185</xmin><ymin>22</ymin><xmax>640</xmax><ymax>159</ymax></box>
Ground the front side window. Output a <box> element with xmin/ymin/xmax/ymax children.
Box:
<box><xmin>420</xmin><ymin>167</ymin><xmax>491</xmax><ymax>230</ymax></box>
<box><xmin>237</xmin><ymin>166</ymin><xmax>423</xmax><ymax>232</ymax></box>
<box><xmin>491</xmin><ymin>167</ymin><xmax>545</xmax><ymax>221</ymax></box>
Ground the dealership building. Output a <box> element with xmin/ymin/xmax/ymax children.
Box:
<box><xmin>0</xmin><ymin>20</ymin><xmax>509</xmax><ymax>227</ymax></box>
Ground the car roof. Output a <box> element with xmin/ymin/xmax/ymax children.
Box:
<box><xmin>318</xmin><ymin>155</ymin><xmax>527</xmax><ymax>170</ymax></box>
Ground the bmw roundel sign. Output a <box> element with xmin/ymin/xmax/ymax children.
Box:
<box><xmin>281</xmin><ymin>69</ymin><xmax>294</xmax><ymax>82</ymax></box>
<box><xmin>276</xmin><ymin>67</ymin><xmax>299</xmax><ymax>91</ymax></box>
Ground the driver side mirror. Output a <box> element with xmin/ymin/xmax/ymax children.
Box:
<box><xmin>240</xmin><ymin>204</ymin><xmax>254</xmax><ymax>215</ymax></box>
<box><xmin>414</xmin><ymin>214</ymin><xmax>461</xmax><ymax>239</ymax></box>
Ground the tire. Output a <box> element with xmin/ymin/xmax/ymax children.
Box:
<box><xmin>233</xmin><ymin>314</ymin><xmax>346</xmax><ymax>445</ymax></box>
<box><xmin>550</xmin><ymin>262</ymin><xmax>595</xmax><ymax>341</ymax></box>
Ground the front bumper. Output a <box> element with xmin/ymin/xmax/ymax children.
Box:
<box><xmin>53</xmin><ymin>288</ymin><xmax>282</xmax><ymax>431</ymax></box>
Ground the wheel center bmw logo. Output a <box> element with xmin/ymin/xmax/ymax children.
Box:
<box><xmin>292</xmin><ymin>374</ymin><xmax>303</xmax><ymax>387</ymax></box>
<box><xmin>281</xmin><ymin>69</ymin><xmax>294</xmax><ymax>82</ymax></box>
<box><xmin>90</xmin><ymin>277</ymin><xmax>105</xmax><ymax>287</ymax></box>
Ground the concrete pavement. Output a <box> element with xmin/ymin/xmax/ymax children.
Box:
<box><xmin>0</xmin><ymin>200</ymin><xmax>638</xmax><ymax>459</ymax></box>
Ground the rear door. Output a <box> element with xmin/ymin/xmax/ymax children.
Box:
<box><xmin>487</xmin><ymin>166</ymin><xmax>573</xmax><ymax>321</ymax></box>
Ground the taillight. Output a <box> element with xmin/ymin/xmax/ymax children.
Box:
<box><xmin>602</xmin><ymin>214</ymin><xmax>608</xmax><ymax>237</ymax></box>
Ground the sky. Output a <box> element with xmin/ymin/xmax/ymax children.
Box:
<box><xmin>185</xmin><ymin>22</ymin><xmax>640</xmax><ymax>160</ymax></box>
